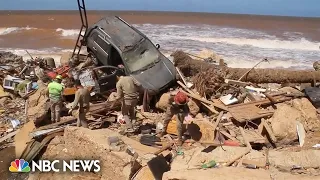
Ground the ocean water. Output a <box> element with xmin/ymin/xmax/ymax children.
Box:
<box><xmin>0</xmin><ymin>11</ymin><xmax>319</xmax><ymax>69</ymax></box>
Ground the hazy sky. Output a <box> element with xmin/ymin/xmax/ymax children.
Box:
<box><xmin>1</xmin><ymin>0</ymin><xmax>319</xmax><ymax>17</ymax></box>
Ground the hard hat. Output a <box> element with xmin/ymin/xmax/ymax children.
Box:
<box><xmin>56</xmin><ymin>75</ymin><xmax>62</xmax><ymax>80</ymax></box>
<box><xmin>174</xmin><ymin>91</ymin><xmax>188</xmax><ymax>105</ymax></box>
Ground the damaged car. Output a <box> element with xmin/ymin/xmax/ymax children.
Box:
<box><xmin>83</xmin><ymin>16</ymin><xmax>177</xmax><ymax>94</ymax></box>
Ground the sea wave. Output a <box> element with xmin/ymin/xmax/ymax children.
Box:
<box><xmin>183</xmin><ymin>37</ymin><xmax>319</xmax><ymax>51</ymax></box>
<box><xmin>0</xmin><ymin>27</ymin><xmax>36</xmax><ymax>35</ymax></box>
<box><xmin>0</xmin><ymin>47</ymin><xmax>315</xmax><ymax>69</ymax></box>
<box><xmin>56</xmin><ymin>28</ymin><xmax>86</xmax><ymax>37</ymax></box>
<box><xmin>0</xmin><ymin>24</ymin><xmax>319</xmax><ymax>69</ymax></box>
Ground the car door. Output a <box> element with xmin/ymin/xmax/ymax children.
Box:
<box><xmin>92</xmin><ymin>66</ymin><xmax>123</xmax><ymax>94</ymax></box>
<box><xmin>92</xmin><ymin>32</ymin><xmax>111</xmax><ymax>66</ymax></box>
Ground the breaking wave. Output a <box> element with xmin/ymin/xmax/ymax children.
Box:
<box><xmin>0</xmin><ymin>24</ymin><xmax>320</xmax><ymax>69</ymax></box>
<box><xmin>0</xmin><ymin>27</ymin><xmax>36</xmax><ymax>35</ymax></box>
<box><xmin>56</xmin><ymin>28</ymin><xmax>80</xmax><ymax>37</ymax></box>
<box><xmin>184</xmin><ymin>37</ymin><xmax>319</xmax><ymax>51</ymax></box>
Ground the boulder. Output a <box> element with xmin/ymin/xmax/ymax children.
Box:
<box><xmin>292</xmin><ymin>98</ymin><xmax>320</xmax><ymax>131</ymax></box>
<box><xmin>163</xmin><ymin>168</ymin><xmax>314</xmax><ymax>180</ymax></box>
<box><xmin>187</xmin><ymin>99</ymin><xmax>200</xmax><ymax>116</ymax></box>
<box><xmin>27</xmin><ymin>83</ymin><xmax>50</xmax><ymax>125</ymax></box>
<box><xmin>155</xmin><ymin>92</ymin><xmax>171</xmax><ymax>111</ymax></box>
<box><xmin>171</xmin><ymin>146</ymin><xmax>249</xmax><ymax>171</ymax></box>
<box><xmin>269</xmin><ymin>104</ymin><xmax>301</xmax><ymax>144</ymax></box>
<box><xmin>30</xmin><ymin>127</ymin><xmax>160</xmax><ymax>180</ymax></box>
<box><xmin>247</xmin><ymin>149</ymin><xmax>320</xmax><ymax>168</ymax></box>
<box><xmin>269</xmin><ymin>98</ymin><xmax>320</xmax><ymax>144</ymax></box>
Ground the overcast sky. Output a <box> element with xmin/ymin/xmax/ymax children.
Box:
<box><xmin>0</xmin><ymin>0</ymin><xmax>319</xmax><ymax>17</ymax></box>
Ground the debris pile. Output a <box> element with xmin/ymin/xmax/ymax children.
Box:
<box><xmin>1</xmin><ymin>50</ymin><xmax>320</xmax><ymax>180</ymax></box>
<box><xmin>0</xmin><ymin>52</ymin><xmax>28</xmax><ymax>145</ymax></box>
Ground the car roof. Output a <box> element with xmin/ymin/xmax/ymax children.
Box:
<box><xmin>92</xmin><ymin>16</ymin><xmax>144</xmax><ymax>52</ymax></box>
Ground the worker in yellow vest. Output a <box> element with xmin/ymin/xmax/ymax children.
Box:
<box><xmin>46</xmin><ymin>75</ymin><xmax>64</xmax><ymax>123</ymax></box>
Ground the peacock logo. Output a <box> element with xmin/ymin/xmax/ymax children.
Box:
<box><xmin>9</xmin><ymin>159</ymin><xmax>31</xmax><ymax>173</ymax></box>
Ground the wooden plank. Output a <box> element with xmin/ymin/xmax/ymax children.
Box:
<box><xmin>225</xmin><ymin>149</ymin><xmax>251</xmax><ymax>167</ymax></box>
<box><xmin>220</xmin><ymin>130</ymin><xmax>238</xmax><ymax>141</ymax></box>
<box><xmin>228</xmin><ymin>104</ymin><xmax>274</xmax><ymax>123</ymax></box>
<box><xmin>212</xmin><ymin>112</ymin><xmax>223</xmax><ymax>139</ymax></box>
<box><xmin>202</xmin><ymin>103</ymin><xmax>219</xmax><ymax>114</ymax></box>
<box><xmin>240</xmin><ymin>127</ymin><xmax>252</xmax><ymax>150</ymax></box>
<box><xmin>247</xmin><ymin>92</ymin><xmax>262</xmax><ymax>101</ymax></box>
<box><xmin>133</xmin><ymin>166</ymin><xmax>155</xmax><ymax>180</ymax></box>
<box><xmin>0</xmin><ymin>130</ymin><xmax>19</xmax><ymax>143</ymax></box>
<box><xmin>228</xmin><ymin>95</ymin><xmax>291</xmax><ymax>108</ymax></box>
<box><xmin>244</xmin><ymin>129</ymin><xmax>266</xmax><ymax>144</ymax></box>
<box><xmin>14</xmin><ymin>121</ymin><xmax>36</xmax><ymax>158</ymax></box>
<box><xmin>177</xmin><ymin>81</ymin><xmax>228</xmax><ymax>111</ymax></box>
<box><xmin>23</xmin><ymin>132</ymin><xmax>63</xmax><ymax>162</ymax></box>
<box><xmin>188</xmin><ymin>120</ymin><xmax>215</xmax><ymax>143</ymax></box>
<box><xmin>180</xmin><ymin>89</ymin><xmax>228</xmax><ymax>111</ymax></box>
<box><xmin>35</xmin><ymin>117</ymin><xmax>76</xmax><ymax>131</ymax></box>
<box><xmin>176</xmin><ymin>67</ymin><xmax>188</xmax><ymax>86</ymax></box>
<box><xmin>261</xmin><ymin>119</ymin><xmax>277</xmax><ymax>143</ymax></box>
<box><xmin>225</xmin><ymin>79</ymin><xmax>249</xmax><ymax>86</ymax></box>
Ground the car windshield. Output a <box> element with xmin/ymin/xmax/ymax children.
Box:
<box><xmin>122</xmin><ymin>39</ymin><xmax>160</xmax><ymax>73</ymax></box>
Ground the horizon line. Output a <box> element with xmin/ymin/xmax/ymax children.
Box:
<box><xmin>0</xmin><ymin>9</ymin><xmax>319</xmax><ymax>19</ymax></box>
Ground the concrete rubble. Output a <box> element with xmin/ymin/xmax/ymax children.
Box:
<box><xmin>0</xmin><ymin>50</ymin><xmax>320</xmax><ymax>180</ymax></box>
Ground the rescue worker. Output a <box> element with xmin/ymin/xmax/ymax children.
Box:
<box><xmin>114</xmin><ymin>73</ymin><xmax>142</xmax><ymax>132</ymax></box>
<box><xmin>46</xmin><ymin>75</ymin><xmax>64</xmax><ymax>123</ymax></box>
<box><xmin>158</xmin><ymin>91</ymin><xmax>190</xmax><ymax>146</ymax></box>
<box><xmin>68</xmin><ymin>80</ymin><xmax>90</xmax><ymax>128</ymax></box>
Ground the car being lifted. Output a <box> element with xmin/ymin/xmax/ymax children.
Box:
<box><xmin>81</xmin><ymin>16</ymin><xmax>177</xmax><ymax>95</ymax></box>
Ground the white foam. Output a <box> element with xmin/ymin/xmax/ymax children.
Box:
<box><xmin>182</xmin><ymin>37</ymin><xmax>320</xmax><ymax>51</ymax></box>
<box><xmin>223</xmin><ymin>57</ymin><xmax>312</xmax><ymax>70</ymax></box>
<box><xmin>56</xmin><ymin>28</ymin><xmax>85</xmax><ymax>37</ymax></box>
<box><xmin>0</xmin><ymin>27</ymin><xmax>36</xmax><ymax>35</ymax></box>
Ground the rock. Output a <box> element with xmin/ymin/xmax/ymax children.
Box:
<box><xmin>171</xmin><ymin>146</ymin><xmax>249</xmax><ymax>171</ymax></box>
<box><xmin>292</xmin><ymin>98</ymin><xmax>320</xmax><ymax>131</ymax></box>
<box><xmin>269</xmin><ymin>98</ymin><xmax>320</xmax><ymax>144</ymax></box>
<box><xmin>195</xmin><ymin>113</ymin><xmax>204</xmax><ymax>119</ymax></box>
<box><xmin>270</xmin><ymin>150</ymin><xmax>320</xmax><ymax>168</ymax></box>
<box><xmin>155</xmin><ymin>92</ymin><xmax>171</xmax><ymax>111</ymax></box>
<box><xmin>187</xmin><ymin>99</ymin><xmax>200</xmax><ymax>116</ymax></box>
<box><xmin>163</xmin><ymin>167</ymin><xmax>314</xmax><ymax>180</ymax></box>
<box><xmin>244</xmin><ymin>147</ymin><xmax>320</xmax><ymax>168</ymax></box>
<box><xmin>40</xmin><ymin>127</ymin><xmax>158</xmax><ymax>180</ymax></box>
<box><xmin>27</xmin><ymin>85</ymin><xmax>50</xmax><ymax>125</ymax></box>
<box><xmin>107</xmin><ymin>92</ymin><xmax>118</xmax><ymax>102</ymax></box>
<box><xmin>279</xmin><ymin>86</ymin><xmax>304</xmax><ymax>95</ymax></box>
<box><xmin>269</xmin><ymin>104</ymin><xmax>300</xmax><ymax>144</ymax></box>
